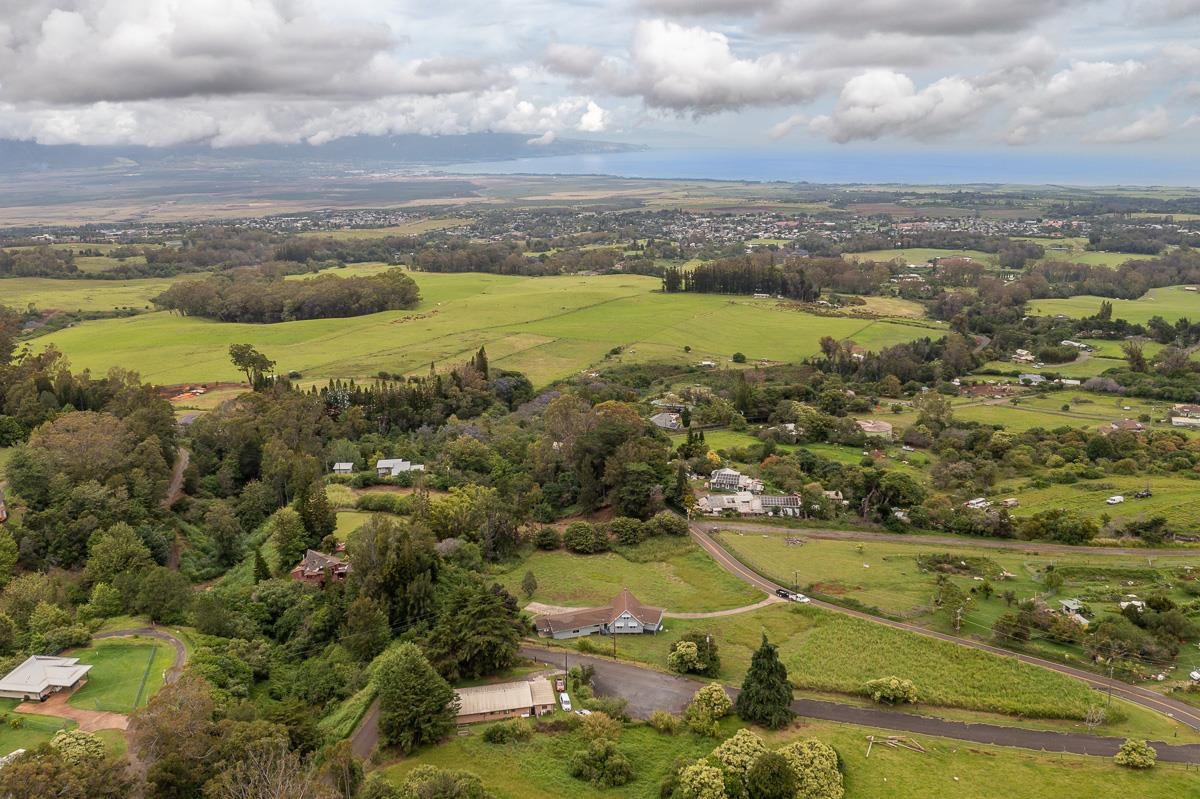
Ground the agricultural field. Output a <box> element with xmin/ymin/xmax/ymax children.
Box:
<box><xmin>495</xmin><ymin>538</ymin><xmax>762</xmax><ymax>614</ymax></box>
<box><xmin>65</xmin><ymin>637</ymin><xmax>176</xmax><ymax>713</ymax></box>
<box><xmin>1029</xmin><ymin>285</ymin><xmax>1200</xmax><ymax>325</ymax></box>
<box><xmin>953</xmin><ymin>391</ymin><xmax>1178</xmax><ymax>433</ymax></box>
<box><xmin>711</xmin><ymin>530</ymin><xmax>1200</xmax><ymax>624</ymax></box>
<box><xmin>0</xmin><ymin>274</ymin><xmax>198</xmax><ymax>312</ymax></box>
<box><xmin>381</xmin><ymin>716</ymin><xmax>1194</xmax><ymax>799</ymax></box>
<box><xmin>607</xmin><ymin>603</ymin><xmax>1101</xmax><ymax>719</ymax></box>
<box><xmin>998</xmin><ymin>473</ymin><xmax>1200</xmax><ymax>531</ymax></box>
<box><xmin>34</xmin><ymin>272</ymin><xmax>935</xmax><ymax>387</ymax></box>
<box><xmin>843</xmin><ymin>248</ymin><xmax>996</xmax><ymax>267</ymax></box>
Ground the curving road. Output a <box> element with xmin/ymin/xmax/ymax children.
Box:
<box><xmin>689</xmin><ymin>526</ymin><xmax>1200</xmax><ymax>732</ymax></box>
<box><xmin>697</xmin><ymin>520</ymin><xmax>1200</xmax><ymax>557</ymax></box>
<box><xmin>520</xmin><ymin>645</ymin><xmax>1200</xmax><ymax>764</ymax></box>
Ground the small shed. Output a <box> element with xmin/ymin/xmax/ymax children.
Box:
<box><xmin>332</xmin><ymin>462</ymin><xmax>355</xmax><ymax>475</ymax></box>
<box><xmin>1059</xmin><ymin>599</ymin><xmax>1083</xmax><ymax>614</ymax></box>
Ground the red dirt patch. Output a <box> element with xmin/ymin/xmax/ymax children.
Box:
<box><xmin>811</xmin><ymin>581</ymin><xmax>855</xmax><ymax>595</ymax></box>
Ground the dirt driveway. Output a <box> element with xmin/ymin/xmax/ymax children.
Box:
<box><xmin>16</xmin><ymin>686</ymin><xmax>128</xmax><ymax>732</ymax></box>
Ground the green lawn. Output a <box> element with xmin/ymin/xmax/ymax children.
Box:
<box><xmin>955</xmin><ymin>391</ymin><xmax>1176</xmax><ymax>433</ymax></box>
<box><xmin>66</xmin><ymin>637</ymin><xmax>176</xmax><ymax>713</ymax></box>
<box><xmin>496</xmin><ymin>538</ymin><xmax>762</xmax><ymax>614</ymax></box>
<box><xmin>335</xmin><ymin>510</ymin><xmax>378</xmax><ymax>540</ymax></box>
<box><xmin>33</xmin><ymin>273</ymin><xmax>936</xmax><ymax>386</ymax></box>
<box><xmin>1029</xmin><ymin>285</ymin><xmax>1200</xmax><ymax>325</ymax></box>
<box><xmin>998</xmin><ymin>474</ymin><xmax>1200</xmax><ymax>530</ymax></box>
<box><xmin>379</xmin><ymin>716</ymin><xmax>1194</xmax><ymax>799</ymax></box>
<box><xmin>0</xmin><ymin>699</ymin><xmax>72</xmax><ymax>754</ymax></box>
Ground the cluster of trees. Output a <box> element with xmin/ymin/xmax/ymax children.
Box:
<box><xmin>0</xmin><ymin>246</ymin><xmax>78</xmax><ymax>277</ymax></box>
<box><xmin>153</xmin><ymin>268</ymin><xmax>420</xmax><ymax>323</ymax></box>
<box><xmin>408</xmin><ymin>240</ymin><xmax>625</xmax><ymax>276</ymax></box>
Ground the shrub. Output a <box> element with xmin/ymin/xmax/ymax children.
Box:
<box><xmin>563</xmin><ymin>522</ymin><xmax>608</xmax><ymax>554</ymax></box>
<box><xmin>732</xmin><ymin>352</ymin><xmax>747</xmax><ymax>363</ymax></box>
<box><xmin>778</xmin><ymin>739</ymin><xmax>844</xmax><ymax>799</ymax></box>
<box><xmin>1114</xmin><ymin>738</ymin><xmax>1157</xmax><ymax>769</ymax></box>
<box><xmin>746</xmin><ymin>751</ymin><xmax>798</xmax><ymax>799</ymax></box>
<box><xmin>532</xmin><ymin>526</ymin><xmax>561</xmax><ymax>550</ymax></box>
<box><xmin>481</xmin><ymin>718</ymin><xmax>533</xmax><ymax>744</ymax></box>
<box><xmin>690</xmin><ymin>683</ymin><xmax>732</xmax><ymax>719</ymax></box>
<box><xmin>608</xmin><ymin>517</ymin><xmax>645</xmax><ymax>546</ymax></box>
<box><xmin>579</xmin><ymin>711</ymin><xmax>622</xmax><ymax>741</ymax></box>
<box><xmin>584</xmin><ymin>696</ymin><xmax>629</xmax><ymax>721</ymax></box>
<box><xmin>645</xmin><ymin>511</ymin><xmax>689</xmax><ymax>537</ymax></box>
<box><xmin>863</xmin><ymin>676</ymin><xmax>918</xmax><ymax>705</ymax></box>
<box><xmin>712</xmin><ymin>728</ymin><xmax>767</xmax><ymax>781</ymax></box>
<box><xmin>647</xmin><ymin>710</ymin><xmax>680</xmax><ymax>734</ymax></box>
<box><xmin>676</xmin><ymin>760</ymin><xmax>726</xmax><ymax>799</ymax></box>
<box><xmin>49</xmin><ymin>729</ymin><xmax>104</xmax><ymax>764</ymax></box>
<box><xmin>569</xmin><ymin>738</ymin><xmax>635</xmax><ymax>787</ymax></box>
<box><xmin>668</xmin><ymin>632</ymin><xmax>721</xmax><ymax>678</ymax></box>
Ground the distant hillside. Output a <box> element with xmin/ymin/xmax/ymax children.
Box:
<box><xmin>0</xmin><ymin>132</ymin><xmax>640</xmax><ymax>174</ymax></box>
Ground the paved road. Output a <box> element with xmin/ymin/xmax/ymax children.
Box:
<box><xmin>351</xmin><ymin>699</ymin><xmax>382</xmax><ymax>759</ymax></box>
<box><xmin>95</xmin><ymin>626</ymin><xmax>188</xmax><ymax>684</ymax></box>
<box><xmin>699</xmin><ymin>520</ymin><xmax>1200</xmax><ymax>557</ymax></box>
<box><xmin>521</xmin><ymin>646</ymin><xmax>1200</xmax><ymax>764</ymax></box>
<box><xmin>690</xmin><ymin>527</ymin><xmax>1200</xmax><ymax>732</ymax></box>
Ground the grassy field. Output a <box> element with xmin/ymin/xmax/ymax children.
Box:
<box><xmin>0</xmin><ymin>698</ymin><xmax>73</xmax><ymax>753</ymax></box>
<box><xmin>844</xmin><ymin>248</ymin><xmax>997</xmax><ymax>267</ymax></box>
<box><xmin>607</xmin><ymin>603</ymin><xmax>1099</xmax><ymax>719</ymax></box>
<box><xmin>998</xmin><ymin>473</ymin><xmax>1200</xmax><ymax>530</ymax></box>
<box><xmin>495</xmin><ymin>538</ymin><xmax>762</xmax><ymax>614</ymax></box>
<box><xmin>379</xmin><ymin>714</ymin><xmax>1194</xmax><ymax>799</ymax></box>
<box><xmin>66</xmin><ymin>637</ymin><xmax>176</xmax><ymax>713</ymax></box>
<box><xmin>335</xmin><ymin>510</ymin><xmax>377</xmax><ymax>540</ymax></box>
<box><xmin>0</xmin><ymin>274</ymin><xmax>198</xmax><ymax>312</ymax></box>
<box><xmin>1029</xmin><ymin>286</ymin><xmax>1200</xmax><ymax>324</ymax></box>
<box><xmin>954</xmin><ymin>391</ymin><xmax>1177</xmax><ymax>433</ymax></box>
<box><xmin>35</xmin><ymin>273</ymin><xmax>934</xmax><ymax>386</ymax></box>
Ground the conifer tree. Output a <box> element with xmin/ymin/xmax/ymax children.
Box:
<box><xmin>736</xmin><ymin>633</ymin><xmax>793</xmax><ymax>729</ymax></box>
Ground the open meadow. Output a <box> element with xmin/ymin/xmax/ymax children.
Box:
<box><xmin>32</xmin><ymin>272</ymin><xmax>935</xmax><ymax>386</ymax></box>
<box><xmin>0</xmin><ymin>274</ymin><xmax>198</xmax><ymax>312</ymax></box>
<box><xmin>495</xmin><ymin>538</ymin><xmax>762</xmax><ymax>614</ymax></box>
<box><xmin>1029</xmin><ymin>285</ymin><xmax>1200</xmax><ymax>324</ymax></box>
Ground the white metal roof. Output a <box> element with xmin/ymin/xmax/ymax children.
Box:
<box><xmin>0</xmin><ymin>656</ymin><xmax>92</xmax><ymax>695</ymax></box>
<box><xmin>454</xmin><ymin>680</ymin><xmax>555</xmax><ymax>717</ymax></box>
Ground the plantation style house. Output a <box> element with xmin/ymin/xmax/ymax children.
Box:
<box><xmin>290</xmin><ymin>549</ymin><xmax>351</xmax><ymax>587</ymax></box>
<box><xmin>533</xmin><ymin>589</ymin><xmax>664</xmax><ymax>640</ymax></box>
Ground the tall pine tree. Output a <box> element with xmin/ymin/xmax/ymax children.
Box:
<box><xmin>374</xmin><ymin>642</ymin><xmax>457</xmax><ymax>753</ymax></box>
<box><xmin>735</xmin><ymin>633</ymin><xmax>793</xmax><ymax>729</ymax></box>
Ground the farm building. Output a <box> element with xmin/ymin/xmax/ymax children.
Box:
<box><xmin>375</xmin><ymin>458</ymin><xmax>425</xmax><ymax>477</ymax></box>
<box><xmin>332</xmin><ymin>462</ymin><xmax>355</xmax><ymax>475</ymax></box>
<box><xmin>708</xmin><ymin>468</ymin><xmax>763</xmax><ymax>493</ymax></box>
<box><xmin>0</xmin><ymin>656</ymin><xmax>93</xmax><ymax>701</ymax></box>
<box><xmin>1173</xmin><ymin>403</ymin><xmax>1200</xmax><ymax>418</ymax></box>
<box><xmin>1172</xmin><ymin>416</ymin><xmax>1200</xmax><ymax>428</ymax></box>
<box><xmin>855</xmin><ymin>419</ymin><xmax>893</xmax><ymax>439</ymax></box>
<box><xmin>1104</xmin><ymin>419</ymin><xmax>1146</xmax><ymax>434</ymax></box>
<box><xmin>534</xmin><ymin>588</ymin><xmax>664</xmax><ymax>640</ymax></box>
<box><xmin>290</xmin><ymin>549</ymin><xmax>350</xmax><ymax>587</ymax></box>
<box><xmin>1019</xmin><ymin>373</ymin><xmax>1047</xmax><ymax>385</ymax></box>
<box><xmin>454</xmin><ymin>679</ymin><xmax>557</xmax><ymax>724</ymax></box>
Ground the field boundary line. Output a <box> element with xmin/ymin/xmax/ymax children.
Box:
<box><xmin>131</xmin><ymin>642</ymin><xmax>158</xmax><ymax>711</ymax></box>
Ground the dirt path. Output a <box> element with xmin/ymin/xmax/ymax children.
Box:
<box><xmin>700</xmin><ymin>521</ymin><xmax>1200</xmax><ymax>557</ymax></box>
<box><xmin>351</xmin><ymin>699</ymin><xmax>381</xmax><ymax>759</ymax></box>
<box><xmin>664</xmin><ymin>595</ymin><xmax>783</xmax><ymax>619</ymax></box>
<box><xmin>161</xmin><ymin>446</ymin><xmax>189</xmax><ymax>509</ymax></box>
<box><xmin>690</xmin><ymin>527</ymin><xmax>1200</xmax><ymax>732</ymax></box>
<box><xmin>15</xmin><ymin>688</ymin><xmax>128</xmax><ymax>732</ymax></box>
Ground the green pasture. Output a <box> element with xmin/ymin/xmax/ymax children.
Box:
<box><xmin>611</xmin><ymin>603</ymin><xmax>1099</xmax><ymax>719</ymax></box>
<box><xmin>954</xmin><ymin>391</ymin><xmax>1176</xmax><ymax>432</ymax></box>
<box><xmin>381</xmin><ymin>715</ymin><xmax>1194</xmax><ymax>799</ymax></box>
<box><xmin>844</xmin><ymin>248</ymin><xmax>997</xmax><ymax>266</ymax></box>
<box><xmin>66</xmin><ymin>636</ymin><xmax>175</xmax><ymax>713</ymax></box>
<box><xmin>711</xmin><ymin>530</ymin><xmax>1199</xmax><ymax>623</ymax></box>
<box><xmin>497</xmin><ymin>538</ymin><xmax>762</xmax><ymax>614</ymax></box>
<box><xmin>0</xmin><ymin>274</ymin><xmax>199</xmax><ymax>313</ymax></box>
<box><xmin>335</xmin><ymin>510</ymin><xmax>377</xmax><ymax>540</ymax></box>
<box><xmin>1000</xmin><ymin>474</ymin><xmax>1200</xmax><ymax>530</ymax></box>
<box><xmin>35</xmin><ymin>273</ymin><xmax>933</xmax><ymax>386</ymax></box>
<box><xmin>74</xmin><ymin>254</ymin><xmax>148</xmax><ymax>274</ymax></box>
<box><xmin>1029</xmin><ymin>285</ymin><xmax>1200</xmax><ymax>324</ymax></box>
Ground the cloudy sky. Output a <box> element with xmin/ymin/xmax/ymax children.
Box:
<box><xmin>1</xmin><ymin>0</ymin><xmax>1198</xmax><ymax>153</ymax></box>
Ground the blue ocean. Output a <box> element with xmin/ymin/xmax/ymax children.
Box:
<box><xmin>448</xmin><ymin>147</ymin><xmax>1200</xmax><ymax>187</ymax></box>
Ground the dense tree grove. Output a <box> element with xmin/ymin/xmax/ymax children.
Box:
<box><xmin>153</xmin><ymin>268</ymin><xmax>420</xmax><ymax>322</ymax></box>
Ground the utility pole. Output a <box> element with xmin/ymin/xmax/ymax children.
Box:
<box><xmin>612</xmin><ymin>632</ymin><xmax>617</xmax><ymax>660</ymax></box>
<box><xmin>793</xmin><ymin>570</ymin><xmax>800</xmax><ymax>591</ymax></box>
<box><xmin>1106</xmin><ymin>659</ymin><xmax>1116</xmax><ymax>709</ymax></box>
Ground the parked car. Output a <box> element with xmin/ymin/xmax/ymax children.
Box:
<box><xmin>555</xmin><ymin>676</ymin><xmax>566</xmax><ymax>692</ymax></box>
<box><xmin>775</xmin><ymin>588</ymin><xmax>792</xmax><ymax>599</ymax></box>
<box><xmin>1134</xmin><ymin>489</ymin><xmax>1153</xmax><ymax>499</ymax></box>
<box><xmin>1106</xmin><ymin>496</ymin><xmax>1125</xmax><ymax>505</ymax></box>
<box><xmin>559</xmin><ymin>692</ymin><xmax>572</xmax><ymax>712</ymax></box>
